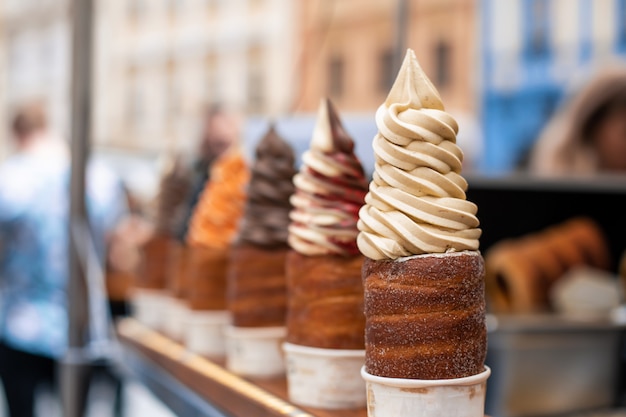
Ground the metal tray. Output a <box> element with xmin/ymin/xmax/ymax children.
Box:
<box><xmin>485</xmin><ymin>313</ymin><xmax>626</xmax><ymax>417</ymax></box>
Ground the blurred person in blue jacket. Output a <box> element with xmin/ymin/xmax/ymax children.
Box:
<box><xmin>0</xmin><ymin>102</ymin><xmax>127</xmax><ymax>417</ymax></box>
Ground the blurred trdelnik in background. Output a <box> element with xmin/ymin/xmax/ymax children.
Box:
<box><xmin>1</xmin><ymin>0</ymin><xmax>626</xmax><ymax>188</ymax></box>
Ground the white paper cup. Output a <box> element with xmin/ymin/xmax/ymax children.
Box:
<box><xmin>130</xmin><ymin>289</ymin><xmax>168</xmax><ymax>330</ymax></box>
<box><xmin>361</xmin><ymin>366</ymin><xmax>491</xmax><ymax>417</ymax></box>
<box><xmin>162</xmin><ymin>297</ymin><xmax>190</xmax><ymax>341</ymax></box>
<box><xmin>184</xmin><ymin>310</ymin><xmax>231</xmax><ymax>358</ymax></box>
<box><xmin>283</xmin><ymin>342</ymin><xmax>366</xmax><ymax>409</ymax></box>
<box><xmin>225</xmin><ymin>326</ymin><xmax>286</xmax><ymax>378</ymax></box>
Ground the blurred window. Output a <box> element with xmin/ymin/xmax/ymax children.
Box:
<box><xmin>40</xmin><ymin>31</ymin><xmax>54</xmax><ymax>75</ymax></box>
<box><xmin>132</xmin><ymin>92</ymin><xmax>143</xmax><ymax>129</ymax></box>
<box><xmin>248</xmin><ymin>70</ymin><xmax>264</xmax><ymax>114</ymax></box>
<box><xmin>128</xmin><ymin>0</ymin><xmax>146</xmax><ymax>21</ymax></box>
<box><xmin>206</xmin><ymin>54</ymin><xmax>218</xmax><ymax>101</ymax></box>
<box><xmin>206</xmin><ymin>0</ymin><xmax>218</xmax><ymax>16</ymax></box>
<box><xmin>379</xmin><ymin>49</ymin><xmax>394</xmax><ymax>93</ymax></box>
<box><xmin>166</xmin><ymin>62</ymin><xmax>179</xmax><ymax>120</ymax></box>
<box><xmin>248</xmin><ymin>46</ymin><xmax>265</xmax><ymax>114</ymax></box>
<box><xmin>435</xmin><ymin>41</ymin><xmax>451</xmax><ymax>88</ymax></box>
<box><xmin>524</xmin><ymin>0</ymin><xmax>550</xmax><ymax>58</ymax></box>
<box><xmin>328</xmin><ymin>56</ymin><xmax>344</xmax><ymax>98</ymax></box>
<box><xmin>168</xmin><ymin>0</ymin><xmax>185</xmax><ymax>16</ymax></box>
<box><xmin>249</xmin><ymin>0</ymin><xmax>264</xmax><ymax>13</ymax></box>
<box><xmin>127</xmin><ymin>81</ymin><xmax>144</xmax><ymax>132</ymax></box>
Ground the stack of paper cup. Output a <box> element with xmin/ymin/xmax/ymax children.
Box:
<box><xmin>283</xmin><ymin>343</ymin><xmax>366</xmax><ymax>409</ymax></box>
<box><xmin>361</xmin><ymin>366</ymin><xmax>491</xmax><ymax>417</ymax></box>
<box><xmin>226</xmin><ymin>326</ymin><xmax>286</xmax><ymax>378</ymax></box>
<box><xmin>184</xmin><ymin>310</ymin><xmax>230</xmax><ymax>358</ymax></box>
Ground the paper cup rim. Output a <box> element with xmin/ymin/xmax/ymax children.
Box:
<box><xmin>225</xmin><ymin>325</ymin><xmax>286</xmax><ymax>338</ymax></box>
<box><xmin>283</xmin><ymin>342</ymin><xmax>365</xmax><ymax>358</ymax></box>
<box><xmin>187</xmin><ymin>310</ymin><xmax>231</xmax><ymax>323</ymax></box>
<box><xmin>164</xmin><ymin>296</ymin><xmax>185</xmax><ymax>304</ymax></box>
<box><xmin>361</xmin><ymin>366</ymin><xmax>491</xmax><ymax>388</ymax></box>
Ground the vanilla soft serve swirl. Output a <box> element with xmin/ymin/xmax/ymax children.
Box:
<box><xmin>357</xmin><ymin>49</ymin><xmax>481</xmax><ymax>260</ymax></box>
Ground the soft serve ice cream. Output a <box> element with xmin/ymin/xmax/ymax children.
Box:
<box><xmin>358</xmin><ymin>50</ymin><xmax>488</xmax><ymax>417</ymax></box>
<box><xmin>357</xmin><ymin>49</ymin><xmax>481</xmax><ymax>260</ymax></box>
<box><xmin>187</xmin><ymin>151</ymin><xmax>250</xmax><ymax>249</ymax></box>
<box><xmin>288</xmin><ymin>98</ymin><xmax>368</xmax><ymax>256</ymax></box>
<box><xmin>238</xmin><ymin>125</ymin><xmax>296</xmax><ymax>248</ymax></box>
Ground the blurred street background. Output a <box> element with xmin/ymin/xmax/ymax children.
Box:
<box><xmin>1</xmin><ymin>0</ymin><xmax>625</xmax><ymax>198</ymax></box>
<box><xmin>1</xmin><ymin>1</ymin><xmax>626</xmax><ymax>416</ymax></box>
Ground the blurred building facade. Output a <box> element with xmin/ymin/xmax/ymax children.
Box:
<box><xmin>102</xmin><ymin>0</ymin><xmax>298</xmax><ymax>155</ymax></box>
<box><xmin>0</xmin><ymin>0</ymin><xmax>298</xmax><ymax>157</ymax></box>
<box><xmin>296</xmin><ymin>0</ymin><xmax>479</xmax><ymax>117</ymax></box>
<box><xmin>0</xmin><ymin>0</ymin><xmax>71</xmax><ymax>155</ymax></box>
<box><xmin>295</xmin><ymin>0</ymin><xmax>483</xmax><ymax>170</ymax></box>
<box><xmin>4</xmin><ymin>0</ymin><xmax>625</xmax><ymax>174</ymax></box>
<box><xmin>481</xmin><ymin>0</ymin><xmax>626</xmax><ymax>173</ymax></box>
<box><xmin>0</xmin><ymin>0</ymin><xmax>483</xmax><ymax>168</ymax></box>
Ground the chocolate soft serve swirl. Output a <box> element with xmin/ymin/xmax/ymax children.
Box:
<box><xmin>357</xmin><ymin>49</ymin><xmax>481</xmax><ymax>260</ymax></box>
<box><xmin>238</xmin><ymin>125</ymin><xmax>296</xmax><ymax>247</ymax></box>
<box><xmin>288</xmin><ymin>99</ymin><xmax>368</xmax><ymax>256</ymax></box>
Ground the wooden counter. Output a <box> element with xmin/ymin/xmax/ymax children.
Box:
<box><xmin>116</xmin><ymin>318</ymin><xmax>368</xmax><ymax>417</ymax></box>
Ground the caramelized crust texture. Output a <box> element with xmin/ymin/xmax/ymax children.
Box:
<box><xmin>484</xmin><ymin>217</ymin><xmax>610</xmax><ymax>313</ymax></box>
<box><xmin>139</xmin><ymin>234</ymin><xmax>173</xmax><ymax>289</ymax></box>
<box><xmin>228</xmin><ymin>244</ymin><xmax>288</xmax><ymax>327</ymax></box>
<box><xmin>363</xmin><ymin>251</ymin><xmax>486</xmax><ymax>379</ymax></box>
<box><xmin>166</xmin><ymin>241</ymin><xmax>190</xmax><ymax>298</ymax></box>
<box><xmin>286</xmin><ymin>251</ymin><xmax>365</xmax><ymax>349</ymax></box>
<box><xmin>186</xmin><ymin>246</ymin><xmax>230</xmax><ymax>310</ymax></box>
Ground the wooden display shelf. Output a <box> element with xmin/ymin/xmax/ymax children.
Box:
<box><xmin>116</xmin><ymin>318</ymin><xmax>368</xmax><ymax>417</ymax></box>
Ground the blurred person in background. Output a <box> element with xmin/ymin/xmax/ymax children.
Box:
<box><xmin>529</xmin><ymin>65</ymin><xmax>626</xmax><ymax>176</ymax></box>
<box><xmin>177</xmin><ymin>104</ymin><xmax>242</xmax><ymax>239</ymax></box>
<box><xmin>0</xmin><ymin>102</ymin><xmax>127</xmax><ymax>417</ymax></box>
